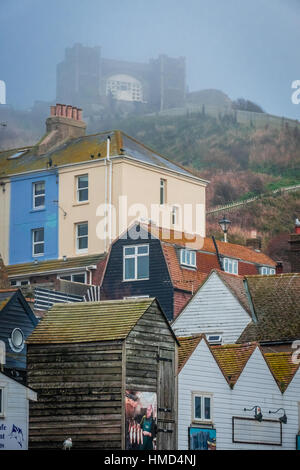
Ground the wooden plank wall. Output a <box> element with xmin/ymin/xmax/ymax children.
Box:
<box><xmin>27</xmin><ymin>341</ymin><xmax>123</xmax><ymax>450</ymax></box>
<box><xmin>125</xmin><ymin>302</ymin><xmax>177</xmax><ymax>449</ymax></box>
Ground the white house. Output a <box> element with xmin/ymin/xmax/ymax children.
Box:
<box><xmin>0</xmin><ymin>370</ymin><xmax>37</xmax><ymax>450</ymax></box>
<box><xmin>177</xmin><ymin>335</ymin><xmax>300</xmax><ymax>450</ymax></box>
<box><xmin>172</xmin><ymin>270</ymin><xmax>252</xmax><ymax>344</ymax></box>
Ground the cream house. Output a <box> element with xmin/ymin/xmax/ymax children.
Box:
<box><xmin>57</xmin><ymin>130</ymin><xmax>208</xmax><ymax>258</ymax></box>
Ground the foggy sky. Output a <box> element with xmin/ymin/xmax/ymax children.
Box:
<box><xmin>0</xmin><ymin>0</ymin><xmax>300</xmax><ymax>119</ymax></box>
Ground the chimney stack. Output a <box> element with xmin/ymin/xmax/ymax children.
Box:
<box><xmin>288</xmin><ymin>219</ymin><xmax>300</xmax><ymax>272</ymax></box>
<box><xmin>37</xmin><ymin>104</ymin><xmax>87</xmax><ymax>156</ymax></box>
<box><xmin>246</xmin><ymin>233</ymin><xmax>262</xmax><ymax>252</ymax></box>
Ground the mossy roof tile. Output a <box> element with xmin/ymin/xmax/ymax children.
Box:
<box><xmin>26</xmin><ymin>298</ymin><xmax>154</xmax><ymax>344</ymax></box>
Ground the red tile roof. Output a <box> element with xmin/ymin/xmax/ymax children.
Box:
<box><xmin>162</xmin><ymin>244</ymin><xmax>207</xmax><ymax>293</ymax></box>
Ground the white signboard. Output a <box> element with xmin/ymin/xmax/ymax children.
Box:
<box><xmin>0</xmin><ymin>81</ymin><xmax>6</xmax><ymax>105</ymax></box>
<box><xmin>232</xmin><ymin>417</ymin><xmax>282</xmax><ymax>446</ymax></box>
<box><xmin>0</xmin><ymin>420</ymin><xmax>27</xmax><ymax>450</ymax></box>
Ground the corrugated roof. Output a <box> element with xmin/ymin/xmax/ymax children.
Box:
<box><xmin>264</xmin><ymin>352</ymin><xmax>300</xmax><ymax>392</ymax></box>
<box><xmin>0</xmin><ymin>130</ymin><xmax>203</xmax><ymax>181</ymax></box>
<box><xmin>211</xmin><ymin>343</ymin><xmax>257</xmax><ymax>387</ymax></box>
<box><xmin>26</xmin><ymin>298</ymin><xmax>155</xmax><ymax>344</ymax></box>
<box><xmin>238</xmin><ymin>273</ymin><xmax>300</xmax><ymax>343</ymax></box>
<box><xmin>6</xmin><ymin>253</ymin><xmax>106</xmax><ymax>277</ymax></box>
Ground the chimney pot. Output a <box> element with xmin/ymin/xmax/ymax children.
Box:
<box><xmin>66</xmin><ymin>105</ymin><xmax>72</xmax><ymax>118</ymax></box>
<box><xmin>50</xmin><ymin>105</ymin><xmax>56</xmax><ymax>116</ymax></box>
<box><xmin>72</xmin><ymin>107</ymin><xmax>77</xmax><ymax>120</ymax></box>
<box><xmin>56</xmin><ymin>104</ymin><xmax>62</xmax><ymax>116</ymax></box>
<box><xmin>276</xmin><ymin>261</ymin><xmax>283</xmax><ymax>274</ymax></box>
<box><xmin>61</xmin><ymin>104</ymin><xmax>67</xmax><ymax>117</ymax></box>
<box><xmin>77</xmin><ymin>108</ymin><xmax>83</xmax><ymax>121</ymax></box>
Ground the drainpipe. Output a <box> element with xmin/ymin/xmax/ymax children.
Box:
<box><xmin>107</xmin><ymin>136</ymin><xmax>112</xmax><ymax>247</ymax></box>
<box><xmin>212</xmin><ymin>236</ymin><xmax>224</xmax><ymax>271</ymax></box>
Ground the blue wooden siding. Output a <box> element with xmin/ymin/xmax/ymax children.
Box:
<box><xmin>0</xmin><ymin>291</ymin><xmax>38</xmax><ymax>372</ymax></box>
<box><xmin>9</xmin><ymin>170</ymin><xmax>58</xmax><ymax>265</ymax></box>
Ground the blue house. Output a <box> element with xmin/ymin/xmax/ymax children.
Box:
<box><xmin>9</xmin><ymin>170</ymin><xmax>58</xmax><ymax>265</ymax></box>
<box><xmin>0</xmin><ymin>288</ymin><xmax>38</xmax><ymax>384</ymax></box>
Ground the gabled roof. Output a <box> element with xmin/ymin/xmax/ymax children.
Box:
<box><xmin>0</xmin><ymin>130</ymin><xmax>205</xmax><ymax>182</ymax></box>
<box><xmin>264</xmin><ymin>352</ymin><xmax>300</xmax><ymax>393</ymax></box>
<box><xmin>215</xmin><ymin>270</ymin><xmax>251</xmax><ymax>316</ymax></box>
<box><xmin>26</xmin><ymin>298</ymin><xmax>157</xmax><ymax>344</ymax></box>
<box><xmin>177</xmin><ymin>335</ymin><xmax>203</xmax><ymax>372</ymax></box>
<box><xmin>6</xmin><ymin>253</ymin><xmax>106</xmax><ymax>278</ymax></box>
<box><xmin>238</xmin><ymin>273</ymin><xmax>300</xmax><ymax>343</ymax></box>
<box><xmin>0</xmin><ymin>289</ymin><xmax>38</xmax><ymax>325</ymax></box>
<box><xmin>210</xmin><ymin>343</ymin><xmax>257</xmax><ymax>387</ymax></box>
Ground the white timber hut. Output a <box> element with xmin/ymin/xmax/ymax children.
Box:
<box><xmin>177</xmin><ymin>335</ymin><xmax>300</xmax><ymax>450</ymax></box>
<box><xmin>0</xmin><ymin>341</ymin><xmax>37</xmax><ymax>450</ymax></box>
<box><xmin>172</xmin><ymin>270</ymin><xmax>252</xmax><ymax>344</ymax></box>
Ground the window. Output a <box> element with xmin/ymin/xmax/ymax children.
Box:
<box><xmin>32</xmin><ymin>228</ymin><xmax>44</xmax><ymax>257</ymax></box>
<box><xmin>58</xmin><ymin>272</ymin><xmax>87</xmax><ymax>284</ymax></box>
<box><xmin>76</xmin><ymin>175</ymin><xmax>88</xmax><ymax>202</ymax></box>
<box><xmin>76</xmin><ymin>223</ymin><xmax>88</xmax><ymax>253</ymax></box>
<box><xmin>223</xmin><ymin>257</ymin><xmax>238</xmax><ymax>274</ymax></box>
<box><xmin>123</xmin><ymin>295</ymin><xmax>150</xmax><ymax>300</ymax></box>
<box><xmin>171</xmin><ymin>206</ymin><xmax>178</xmax><ymax>225</ymax></box>
<box><xmin>10</xmin><ymin>279</ymin><xmax>29</xmax><ymax>287</ymax></box>
<box><xmin>123</xmin><ymin>245</ymin><xmax>149</xmax><ymax>281</ymax></box>
<box><xmin>9</xmin><ymin>328</ymin><xmax>25</xmax><ymax>352</ymax></box>
<box><xmin>0</xmin><ymin>388</ymin><xmax>4</xmax><ymax>417</ymax></box>
<box><xmin>180</xmin><ymin>249</ymin><xmax>196</xmax><ymax>268</ymax></box>
<box><xmin>160</xmin><ymin>179</ymin><xmax>166</xmax><ymax>205</ymax></box>
<box><xmin>33</xmin><ymin>181</ymin><xmax>45</xmax><ymax>209</ymax></box>
<box><xmin>259</xmin><ymin>266</ymin><xmax>276</xmax><ymax>275</ymax></box>
<box><xmin>192</xmin><ymin>393</ymin><xmax>212</xmax><ymax>422</ymax></box>
<box><xmin>207</xmin><ymin>334</ymin><xmax>223</xmax><ymax>345</ymax></box>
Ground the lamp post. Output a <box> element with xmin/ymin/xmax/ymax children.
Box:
<box><xmin>218</xmin><ymin>215</ymin><xmax>231</xmax><ymax>243</ymax></box>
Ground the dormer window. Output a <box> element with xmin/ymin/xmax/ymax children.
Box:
<box><xmin>180</xmin><ymin>249</ymin><xmax>196</xmax><ymax>268</ymax></box>
<box><xmin>223</xmin><ymin>257</ymin><xmax>238</xmax><ymax>275</ymax></box>
<box><xmin>259</xmin><ymin>266</ymin><xmax>276</xmax><ymax>275</ymax></box>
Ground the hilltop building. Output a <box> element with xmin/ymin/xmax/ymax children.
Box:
<box><xmin>56</xmin><ymin>43</ymin><xmax>186</xmax><ymax>114</ymax></box>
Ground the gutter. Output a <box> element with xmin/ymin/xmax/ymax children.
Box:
<box><xmin>212</xmin><ymin>236</ymin><xmax>224</xmax><ymax>271</ymax></box>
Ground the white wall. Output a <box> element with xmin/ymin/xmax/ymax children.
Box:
<box><xmin>0</xmin><ymin>373</ymin><xmax>35</xmax><ymax>450</ymax></box>
<box><xmin>178</xmin><ymin>340</ymin><xmax>299</xmax><ymax>450</ymax></box>
<box><xmin>173</xmin><ymin>272</ymin><xmax>251</xmax><ymax>343</ymax></box>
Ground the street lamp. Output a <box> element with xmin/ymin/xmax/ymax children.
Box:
<box><xmin>218</xmin><ymin>215</ymin><xmax>231</xmax><ymax>243</ymax></box>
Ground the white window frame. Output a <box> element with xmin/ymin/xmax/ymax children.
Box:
<box><xmin>259</xmin><ymin>266</ymin><xmax>276</xmax><ymax>275</ymax></box>
<box><xmin>180</xmin><ymin>249</ymin><xmax>196</xmax><ymax>268</ymax></box>
<box><xmin>171</xmin><ymin>205</ymin><xmax>179</xmax><ymax>226</ymax></box>
<box><xmin>76</xmin><ymin>222</ymin><xmax>88</xmax><ymax>254</ymax></box>
<box><xmin>223</xmin><ymin>257</ymin><xmax>238</xmax><ymax>275</ymax></box>
<box><xmin>58</xmin><ymin>272</ymin><xmax>87</xmax><ymax>284</ymax></box>
<box><xmin>123</xmin><ymin>245</ymin><xmax>149</xmax><ymax>281</ymax></box>
<box><xmin>0</xmin><ymin>386</ymin><xmax>5</xmax><ymax>418</ymax></box>
<box><xmin>207</xmin><ymin>334</ymin><xmax>223</xmax><ymax>345</ymax></box>
<box><xmin>123</xmin><ymin>295</ymin><xmax>150</xmax><ymax>300</ymax></box>
<box><xmin>76</xmin><ymin>174</ymin><xmax>89</xmax><ymax>203</ymax></box>
<box><xmin>160</xmin><ymin>179</ymin><xmax>167</xmax><ymax>205</ymax></box>
<box><xmin>192</xmin><ymin>392</ymin><xmax>213</xmax><ymax>423</ymax></box>
<box><xmin>32</xmin><ymin>228</ymin><xmax>44</xmax><ymax>257</ymax></box>
<box><xmin>10</xmin><ymin>279</ymin><xmax>30</xmax><ymax>287</ymax></box>
<box><xmin>32</xmin><ymin>181</ymin><xmax>45</xmax><ymax>210</ymax></box>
